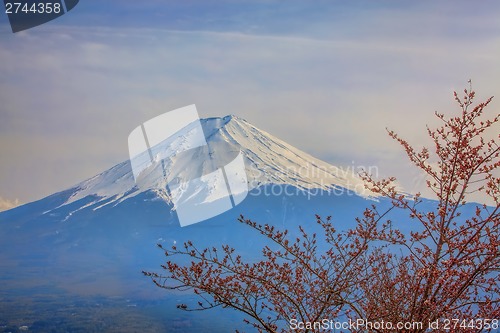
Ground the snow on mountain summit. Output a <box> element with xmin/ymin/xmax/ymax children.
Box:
<box><xmin>62</xmin><ymin>115</ymin><xmax>372</xmax><ymax>211</ymax></box>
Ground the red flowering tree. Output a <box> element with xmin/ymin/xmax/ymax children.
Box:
<box><xmin>144</xmin><ymin>83</ymin><xmax>499</xmax><ymax>332</ymax></box>
<box><xmin>354</xmin><ymin>82</ymin><xmax>499</xmax><ymax>332</ymax></box>
<box><xmin>145</xmin><ymin>215</ymin><xmax>377</xmax><ymax>332</ymax></box>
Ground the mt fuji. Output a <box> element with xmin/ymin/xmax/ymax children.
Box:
<box><xmin>0</xmin><ymin>115</ymin><xmax>377</xmax><ymax>332</ymax></box>
<box><xmin>54</xmin><ymin>114</ymin><xmax>372</xmax><ymax>211</ymax></box>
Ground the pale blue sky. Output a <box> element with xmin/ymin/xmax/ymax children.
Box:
<box><xmin>1</xmin><ymin>1</ymin><xmax>499</xmax><ymax>208</ymax></box>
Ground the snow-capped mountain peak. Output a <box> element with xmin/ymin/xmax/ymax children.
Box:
<box><xmin>61</xmin><ymin>115</ymin><xmax>372</xmax><ymax>211</ymax></box>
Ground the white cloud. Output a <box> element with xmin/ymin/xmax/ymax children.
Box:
<box><xmin>0</xmin><ymin>196</ymin><xmax>20</xmax><ymax>212</ymax></box>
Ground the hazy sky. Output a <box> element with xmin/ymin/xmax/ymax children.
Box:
<box><xmin>1</xmin><ymin>0</ymin><xmax>499</xmax><ymax>209</ymax></box>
